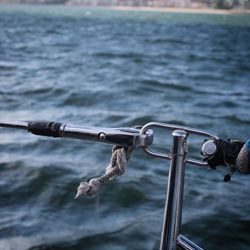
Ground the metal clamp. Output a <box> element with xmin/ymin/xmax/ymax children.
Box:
<box><xmin>140</xmin><ymin>122</ymin><xmax>219</xmax><ymax>167</ymax></box>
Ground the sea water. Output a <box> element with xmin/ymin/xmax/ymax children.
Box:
<box><xmin>0</xmin><ymin>4</ymin><xmax>249</xmax><ymax>250</ymax></box>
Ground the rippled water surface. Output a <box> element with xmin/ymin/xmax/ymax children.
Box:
<box><xmin>0</xmin><ymin>4</ymin><xmax>250</xmax><ymax>250</ymax></box>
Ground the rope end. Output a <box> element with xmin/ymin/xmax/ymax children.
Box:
<box><xmin>75</xmin><ymin>178</ymin><xmax>101</xmax><ymax>198</ymax></box>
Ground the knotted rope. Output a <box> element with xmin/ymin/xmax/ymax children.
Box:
<box><xmin>75</xmin><ymin>145</ymin><xmax>133</xmax><ymax>198</ymax></box>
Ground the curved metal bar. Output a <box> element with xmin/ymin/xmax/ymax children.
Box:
<box><xmin>187</xmin><ymin>158</ymin><xmax>208</xmax><ymax>167</ymax></box>
<box><xmin>143</xmin><ymin>146</ymin><xmax>172</xmax><ymax>160</ymax></box>
<box><xmin>141</xmin><ymin>122</ymin><xmax>219</xmax><ymax>140</ymax></box>
<box><xmin>177</xmin><ymin>235</ymin><xmax>204</xmax><ymax>250</ymax></box>
<box><xmin>143</xmin><ymin>146</ymin><xmax>208</xmax><ymax>167</ymax></box>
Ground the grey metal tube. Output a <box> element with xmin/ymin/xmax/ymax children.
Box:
<box><xmin>0</xmin><ymin>121</ymin><xmax>28</xmax><ymax>130</ymax></box>
<box><xmin>160</xmin><ymin>130</ymin><xmax>187</xmax><ymax>250</ymax></box>
<box><xmin>177</xmin><ymin>235</ymin><xmax>204</xmax><ymax>250</ymax></box>
<box><xmin>0</xmin><ymin>121</ymin><xmax>153</xmax><ymax>147</ymax></box>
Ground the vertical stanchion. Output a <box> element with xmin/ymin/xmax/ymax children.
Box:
<box><xmin>160</xmin><ymin>130</ymin><xmax>187</xmax><ymax>250</ymax></box>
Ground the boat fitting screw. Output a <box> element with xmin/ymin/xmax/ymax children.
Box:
<box><xmin>202</xmin><ymin>140</ymin><xmax>217</xmax><ymax>157</ymax></box>
<box><xmin>99</xmin><ymin>132</ymin><xmax>106</xmax><ymax>140</ymax></box>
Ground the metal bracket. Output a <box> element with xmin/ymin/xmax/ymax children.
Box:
<box><xmin>140</xmin><ymin>122</ymin><xmax>219</xmax><ymax>167</ymax></box>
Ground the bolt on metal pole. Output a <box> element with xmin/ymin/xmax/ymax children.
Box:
<box><xmin>160</xmin><ymin>130</ymin><xmax>187</xmax><ymax>250</ymax></box>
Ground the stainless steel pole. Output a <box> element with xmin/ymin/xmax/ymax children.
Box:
<box><xmin>160</xmin><ymin>130</ymin><xmax>187</xmax><ymax>250</ymax></box>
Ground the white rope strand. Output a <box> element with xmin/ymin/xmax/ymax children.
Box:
<box><xmin>75</xmin><ymin>145</ymin><xmax>133</xmax><ymax>198</ymax></box>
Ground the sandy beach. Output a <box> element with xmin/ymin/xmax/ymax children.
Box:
<box><xmin>110</xmin><ymin>6</ymin><xmax>250</xmax><ymax>15</ymax></box>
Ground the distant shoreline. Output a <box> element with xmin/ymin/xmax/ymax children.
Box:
<box><xmin>109</xmin><ymin>6</ymin><xmax>250</xmax><ymax>15</ymax></box>
<box><xmin>1</xmin><ymin>3</ymin><xmax>250</xmax><ymax>15</ymax></box>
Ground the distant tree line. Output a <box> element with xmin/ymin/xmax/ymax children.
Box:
<box><xmin>0</xmin><ymin>0</ymin><xmax>68</xmax><ymax>3</ymax></box>
<box><xmin>74</xmin><ymin>0</ymin><xmax>250</xmax><ymax>8</ymax></box>
<box><xmin>66</xmin><ymin>0</ymin><xmax>250</xmax><ymax>8</ymax></box>
<box><xmin>0</xmin><ymin>0</ymin><xmax>249</xmax><ymax>9</ymax></box>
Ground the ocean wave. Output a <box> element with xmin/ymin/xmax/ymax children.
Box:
<box><xmin>140</xmin><ymin>79</ymin><xmax>192</xmax><ymax>92</ymax></box>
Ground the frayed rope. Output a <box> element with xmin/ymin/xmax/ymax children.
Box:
<box><xmin>75</xmin><ymin>145</ymin><xmax>133</xmax><ymax>198</ymax></box>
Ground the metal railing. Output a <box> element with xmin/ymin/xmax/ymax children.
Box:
<box><xmin>0</xmin><ymin>120</ymin><xmax>248</xmax><ymax>250</ymax></box>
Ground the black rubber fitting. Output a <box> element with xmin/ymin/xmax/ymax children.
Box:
<box><xmin>27</xmin><ymin>121</ymin><xmax>63</xmax><ymax>138</ymax></box>
<box><xmin>205</xmin><ymin>139</ymin><xmax>244</xmax><ymax>169</ymax></box>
